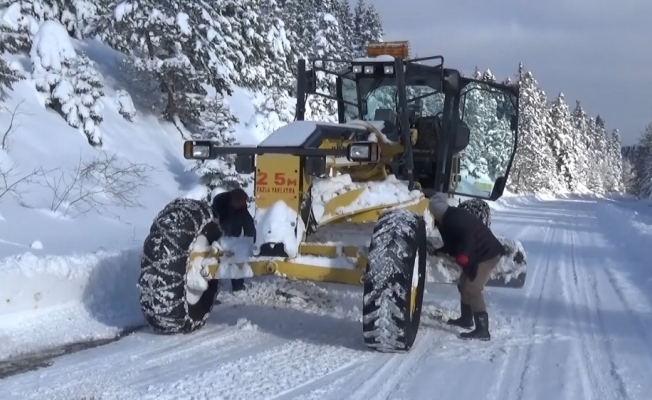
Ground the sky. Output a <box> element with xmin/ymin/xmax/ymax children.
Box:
<box><xmin>366</xmin><ymin>0</ymin><xmax>651</xmax><ymax>145</ymax></box>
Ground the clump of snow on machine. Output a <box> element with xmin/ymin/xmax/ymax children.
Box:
<box><xmin>310</xmin><ymin>174</ymin><xmax>426</xmax><ymax>223</ymax></box>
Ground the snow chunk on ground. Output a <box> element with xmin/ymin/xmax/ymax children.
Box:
<box><xmin>114</xmin><ymin>89</ymin><xmax>136</xmax><ymax>121</ymax></box>
<box><xmin>253</xmin><ymin>201</ymin><xmax>304</xmax><ymax>258</ymax></box>
<box><xmin>311</xmin><ymin>174</ymin><xmax>423</xmax><ymax>223</ymax></box>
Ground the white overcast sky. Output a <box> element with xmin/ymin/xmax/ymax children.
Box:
<box><xmin>363</xmin><ymin>0</ymin><xmax>651</xmax><ymax>144</ymax></box>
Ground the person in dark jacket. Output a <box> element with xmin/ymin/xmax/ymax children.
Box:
<box><xmin>211</xmin><ymin>188</ymin><xmax>255</xmax><ymax>292</ymax></box>
<box><xmin>428</xmin><ymin>192</ymin><xmax>504</xmax><ymax>340</ymax></box>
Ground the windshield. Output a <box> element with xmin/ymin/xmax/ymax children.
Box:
<box><xmin>342</xmin><ymin>77</ymin><xmax>445</xmax><ymax>122</ymax></box>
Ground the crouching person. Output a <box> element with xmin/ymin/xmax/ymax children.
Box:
<box><xmin>211</xmin><ymin>188</ymin><xmax>255</xmax><ymax>292</ymax></box>
<box><xmin>428</xmin><ymin>192</ymin><xmax>504</xmax><ymax>341</ymax></box>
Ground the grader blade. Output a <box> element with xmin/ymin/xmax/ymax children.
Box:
<box><xmin>426</xmin><ymin>235</ymin><xmax>527</xmax><ymax>288</ymax></box>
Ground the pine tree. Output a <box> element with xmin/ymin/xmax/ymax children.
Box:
<box><xmin>0</xmin><ymin>58</ymin><xmax>21</xmax><ymax>98</ymax></box>
<box><xmin>585</xmin><ymin>115</ymin><xmax>609</xmax><ymax>192</ymax></box>
<box><xmin>606</xmin><ymin>129</ymin><xmax>624</xmax><ymax>192</ymax></box>
<box><xmin>43</xmin><ymin>0</ymin><xmax>98</xmax><ymax>39</ymax></box>
<box><xmin>548</xmin><ymin>93</ymin><xmax>577</xmax><ymax>191</ymax></box>
<box><xmin>352</xmin><ymin>0</ymin><xmax>382</xmax><ymax>57</ymax></box>
<box><xmin>507</xmin><ymin>64</ymin><xmax>556</xmax><ymax>193</ymax></box>
<box><xmin>569</xmin><ymin>101</ymin><xmax>590</xmax><ymax>189</ymax></box>
<box><xmin>306</xmin><ymin>0</ymin><xmax>347</xmax><ymax>121</ymax></box>
<box><xmin>30</xmin><ymin>20</ymin><xmax>104</xmax><ymax>146</ymax></box>
<box><xmin>100</xmin><ymin>0</ymin><xmax>233</xmax><ymax>129</ymax></box>
<box><xmin>621</xmin><ymin>158</ymin><xmax>636</xmax><ymax>194</ymax></box>
<box><xmin>185</xmin><ymin>93</ymin><xmax>249</xmax><ymax>192</ymax></box>
<box><xmin>635</xmin><ymin>123</ymin><xmax>652</xmax><ymax>198</ymax></box>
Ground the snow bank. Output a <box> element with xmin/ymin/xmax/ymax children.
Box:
<box><xmin>0</xmin><ymin>248</ymin><xmax>144</xmax><ymax>360</ymax></box>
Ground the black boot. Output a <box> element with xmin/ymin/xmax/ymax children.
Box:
<box><xmin>460</xmin><ymin>312</ymin><xmax>490</xmax><ymax>341</ymax></box>
<box><xmin>231</xmin><ymin>279</ymin><xmax>245</xmax><ymax>292</ymax></box>
<box><xmin>447</xmin><ymin>302</ymin><xmax>474</xmax><ymax>329</ymax></box>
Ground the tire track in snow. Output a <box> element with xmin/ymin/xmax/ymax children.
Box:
<box><xmin>485</xmin><ymin>225</ymin><xmax>556</xmax><ymax>400</ymax></box>
<box><xmin>349</xmin><ymin>330</ymin><xmax>442</xmax><ymax>400</ymax></box>
<box><xmin>565</xmin><ymin>224</ymin><xmax>629</xmax><ymax>399</ymax></box>
<box><xmin>573</xmin><ymin>224</ymin><xmax>652</xmax><ymax>399</ymax></box>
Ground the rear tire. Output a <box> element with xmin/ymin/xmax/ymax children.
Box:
<box><xmin>138</xmin><ymin>198</ymin><xmax>220</xmax><ymax>334</ymax></box>
<box><xmin>362</xmin><ymin>209</ymin><xmax>427</xmax><ymax>352</ymax></box>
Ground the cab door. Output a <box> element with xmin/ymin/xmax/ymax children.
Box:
<box><xmin>451</xmin><ymin>78</ymin><xmax>519</xmax><ymax>200</ymax></box>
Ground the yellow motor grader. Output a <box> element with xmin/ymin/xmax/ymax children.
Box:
<box><xmin>137</xmin><ymin>41</ymin><xmax>528</xmax><ymax>353</ymax></box>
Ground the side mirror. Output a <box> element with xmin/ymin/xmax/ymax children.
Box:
<box><xmin>305</xmin><ymin>70</ymin><xmax>317</xmax><ymax>94</ymax></box>
<box><xmin>452</xmin><ymin>120</ymin><xmax>470</xmax><ymax>153</ymax></box>
<box><xmin>490</xmin><ymin>176</ymin><xmax>506</xmax><ymax>200</ymax></box>
<box><xmin>442</xmin><ymin>69</ymin><xmax>461</xmax><ymax>94</ymax></box>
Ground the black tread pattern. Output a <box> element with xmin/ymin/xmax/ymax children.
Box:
<box><xmin>362</xmin><ymin>208</ymin><xmax>427</xmax><ymax>352</ymax></box>
<box><xmin>138</xmin><ymin>198</ymin><xmax>220</xmax><ymax>334</ymax></box>
<box><xmin>459</xmin><ymin>198</ymin><xmax>491</xmax><ymax>227</ymax></box>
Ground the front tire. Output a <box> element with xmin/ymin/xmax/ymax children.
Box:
<box><xmin>138</xmin><ymin>198</ymin><xmax>220</xmax><ymax>334</ymax></box>
<box><xmin>362</xmin><ymin>209</ymin><xmax>427</xmax><ymax>352</ymax></box>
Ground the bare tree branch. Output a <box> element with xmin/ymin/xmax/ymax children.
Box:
<box><xmin>0</xmin><ymin>162</ymin><xmax>48</xmax><ymax>202</ymax></box>
<box><xmin>1</xmin><ymin>100</ymin><xmax>29</xmax><ymax>150</ymax></box>
<box><xmin>40</xmin><ymin>151</ymin><xmax>156</xmax><ymax>217</ymax></box>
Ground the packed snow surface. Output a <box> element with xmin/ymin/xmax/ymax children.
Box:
<box><xmin>2</xmin><ymin>194</ymin><xmax>652</xmax><ymax>400</ymax></box>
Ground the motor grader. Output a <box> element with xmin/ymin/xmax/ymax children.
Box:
<box><xmin>137</xmin><ymin>41</ymin><xmax>528</xmax><ymax>353</ymax></box>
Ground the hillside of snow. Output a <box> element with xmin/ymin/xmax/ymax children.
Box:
<box><xmin>0</xmin><ymin>30</ymin><xmax>288</xmax><ymax>353</ymax></box>
<box><xmin>0</xmin><ymin>36</ymin><xmax>272</xmax><ymax>258</ymax></box>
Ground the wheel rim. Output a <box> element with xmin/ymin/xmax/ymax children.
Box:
<box><xmin>186</xmin><ymin>235</ymin><xmax>211</xmax><ymax>305</ymax></box>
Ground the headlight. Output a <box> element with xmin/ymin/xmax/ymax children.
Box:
<box><xmin>349</xmin><ymin>145</ymin><xmax>370</xmax><ymax>160</ymax></box>
<box><xmin>384</xmin><ymin>65</ymin><xmax>394</xmax><ymax>74</ymax></box>
<box><xmin>352</xmin><ymin>65</ymin><xmax>362</xmax><ymax>74</ymax></box>
<box><xmin>346</xmin><ymin>142</ymin><xmax>380</xmax><ymax>162</ymax></box>
<box><xmin>192</xmin><ymin>145</ymin><xmax>210</xmax><ymax>158</ymax></box>
<box><xmin>184</xmin><ymin>140</ymin><xmax>213</xmax><ymax>159</ymax></box>
<box><xmin>364</xmin><ymin>65</ymin><xmax>374</xmax><ymax>74</ymax></box>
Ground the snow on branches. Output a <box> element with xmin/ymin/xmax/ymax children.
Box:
<box><xmin>30</xmin><ymin>20</ymin><xmax>104</xmax><ymax>146</ymax></box>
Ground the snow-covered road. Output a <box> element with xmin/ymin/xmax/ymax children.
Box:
<box><xmin>1</xmin><ymin>195</ymin><xmax>652</xmax><ymax>400</ymax></box>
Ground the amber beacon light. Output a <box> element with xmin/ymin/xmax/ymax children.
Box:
<box><xmin>366</xmin><ymin>41</ymin><xmax>410</xmax><ymax>58</ymax></box>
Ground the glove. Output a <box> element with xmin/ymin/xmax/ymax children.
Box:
<box><xmin>455</xmin><ymin>254</ymin><xmax>469</xmax><ymax>267</ymax></box>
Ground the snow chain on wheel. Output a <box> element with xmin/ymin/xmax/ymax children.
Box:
<box><xmin>362</xmin><ymin>209</ymin><xmax>427</xmax><ymax>352</ymax></box>
<box><xmin>458</xmin><ymin>198</ymin><xmax>491</xmax><ymax>227</ymax></box>
<box><xmin>138</xmin><ymin>198</ymin><xmax>220</xmax><ymax>334</ymax></box>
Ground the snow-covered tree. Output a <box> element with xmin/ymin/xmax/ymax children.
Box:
<box><xmin>186</xmin><ymin>93</ymin><xmax>249</xmax><ymax>192</ymax></box>
<box><xmin>508</xmin><ymin>64</ymin><xmax>557</xmax><ymax>193</ymax></box>
<box><xmin>570</xmin><ymin>101</ymin><xmax>590</xmax><ymax>188</ymax></box>
<box><xmin>114</xmin><ymin>89</ymin><xmax>136</xmax><ymax>121</ymax></box>
<box><xmin>306</xmin><ymin>3</ymin><xmax>347</xmax><ymax>121</ymax></box>
<box><xmin>605</xmin><ymin>129</ymin><xmax>624</xmax><ymax>192</ymax></box>
<box><xmin>547</xmin><ymin>93</ymin><xmax>578</xmax><ymax>191</ymax></box>
<box><xmin>352</xmin><ymin>0</ymin><xmax>383</xmax><ymax>57</ymax></box>
<box><xmin>100</xmin><ymin>0</ymin><xmax>233</xmax><ymax>129</ymax></box>
<box><xmin>635</xmin><ymin>123</ymin><xmax>652</xmax><ymax>199</ymax></box>
<box><xmin>30</xmin><ymin>20</ymin><xmax>104</xmax><ymax>146</ymax></box>
<box><xmin>0</xmin><ymin>58</ymin><xmax>20</xmax><ymax>98</ymax></box>
<box><xmin>621</xmin><ymin>158</ymin><xmax>636</xmax><ymax>194</ymax></box>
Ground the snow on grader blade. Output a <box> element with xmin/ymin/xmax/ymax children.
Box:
<box><xmin>137</xmin><ymin>41</ymin><xmax>528</xmax><ymax>353</ymax></box>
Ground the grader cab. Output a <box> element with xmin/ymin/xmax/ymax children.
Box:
<box><xmin>137</xmin><ymin>41</ymin><xmax>528</xmax><ymax>353</ymax></box>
